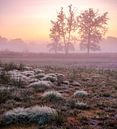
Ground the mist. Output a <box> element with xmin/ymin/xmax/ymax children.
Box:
<box><xmin>0</xmin><ymin>36</ymin><xmax>117</xmax><ymax>53</ymax></box>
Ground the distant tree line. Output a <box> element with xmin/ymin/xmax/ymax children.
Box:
<box><xmin>47</xmin><ymin>5</ymin><xmax>108</xmax><ymax>54</ymax></box>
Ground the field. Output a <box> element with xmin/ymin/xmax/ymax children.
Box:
<box><xmin>0</xmin><ymin>53</ymin><xmax>117</xmax><ymax>69</ymax></box>
<box><xmin>0</xmin><ymin>53</ymin><xmax>117</xmax><ymax>129</ymax></box>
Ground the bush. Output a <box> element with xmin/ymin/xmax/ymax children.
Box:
<box><xmin>35</xmin><ymin>73</ymin><xmax>46</xmax><ymax>79</ymax></box>
<box><xmin>34</xmin><ymin>68</ymin><xmax>44</xmax><ymax>74</ymax></box>
<box><xmin>3</xmin><ymin>63</ymin><xmax>19</xmax><ymax>71</ymax></box>
<box><xmin>28</xmin><ymin>106</ymin><xmax>57</xmax><ymax>125</ymax></box>
<box><xmin>74</xmin><ymin>90</ymin><xmax>88</xmax><ymax>97</ymax></box>
<box><xmin>0</xmin><ymin>70</ymin><xmax>11</xmax><ymax>84</ymax></box>
<box><xmin>2</xmin><ymin>63</ymin><xmax>25</xmax><ymax>71</ymax></box>
<box><xmin>8</xmin><ymin>70</ymin><xmax>29</xmax><ymax>87</ymax></box>
<box><xmin>75</xmin><ymin>102</ymin><xmax>89</xmax><ymax>109</ymax></box>
<box><xmin>2</xmin><ymin>106</ymin><xmax>57</xmax><ymax>126</ymax></box>
<box><xmin>42</xmin><ymin>91</ymin><xmax>63</xmax><ymax>102</ymax></box>
<box><xmin>21</xmin><ymin>70</ymin><xmax>35</xmax><ymax>77</ymax></box>
<box><xmin>68</xmin><ymin>69</ymin><xmax>78</xmax><ymax>82</ymax></box>
<box><xmin>42</xmin><ymin>75</ymin><xmax>57</xmax><ymax>82</ymax></box>
<box><xmin>3</xmin><ymin>107</ymin><xmax>29</xmax><ymax>125</ymax></box>
<box><xmin>56</xmin><ymin>73</ymin><xmax>65</xmax><ymax>85</ymax></box>
<box><xmin>29</xmin><ymin>81</ymin><xmax>52</xmax><ymax>91</ymax></box>
<box><xmin>0</xmin><ymin>88</ymin><xmax>11</xmax><ymax>103</ymax></box>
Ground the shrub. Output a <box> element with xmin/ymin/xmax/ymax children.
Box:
<box><xmin>3</xmin><ymin>107</ymin><xmax>29</xmax><ymax>125</ymax></box>
<box><xmin>0</xmin><ymin>88</ymin><xmax>11</xmax><ymax>103</ymax></box>
<box><xmin>42</xmin><ymin>75</ymin><xmax>57</xmax><ymax>82</ymax></box>
<box><xmin>54</xmin><ymin>112</ymin><xmax>65</xmax><ymax>125</ymax></box>
<box><xmin>18</xmin><ymin>64</ymin><xmax>25</xmax><ymax>71</ymax></box>
<box><xmin>68</xmin><ymin>69</ymin><xmax>78</xmax><ymax>82</ymax></box>
<box><xmin>75</xmin><ymin>102</ymin><xmax>89</xmax><ymax>109</ymax></box>
<box><xmin>42</xmin><ymin>91</ymin><xmax>63</xmax><ymax>102</ymax></box>
<box><xmin>74</xmin><ymin>90</ymin><xmax>88</xmax><ymax>97</ymax></box>
<box><xmin>34</xmin><ymin>68</ymin><xmax>44</xmax><ymax>74</ymax></box>
<box><xmin>28</xmin><ymin>106</ymin><xmax>57</xmax><ymax>125</ymax></box>
<box><xmin>0</xmin><ymin>70</ymin><xmax>11</xmax><ymax>84</ymax></box>
<box><xmin>35</xmin><ymin>73</ymin><xmax>46</xmax><ymax>79</ymax></box>
<box><xmin>3</xmin><ymin>63</ymin><xmax>18</xmax><ymax>71</ymax></box>
<box><xmin>10</xmin><ymin>75</ymin><xmax>29</xmax><ymax>87</ymax></box>
<box><xmin>11</xmin><ymin>88</ymin><xmax>33</xmax><ymax>101</ymax></box>
<box><xmin>29</xmin><ymin>81</ymin><xmax>52</xmax><ymax>91</ymax></box>
<box><xmin>2</xmin><ymin>63</ymin><xmax>25</xmax><ymax>71</ymax></box>
<box><xmin>2</xmin><ymin>106</ymin><xmax>57</xmax><ymax>126</ymax></box>
<box><xmin>56</xmin><ymin>73</ymin><xmax>65</xmax><ymax>85</ymax></box>
<box><xmin>8</xmin><ymin>70</ymin><xmax>29</xmax><ymax>87</ymax></box>
<box><xmin>21</xmin><ymin>71</ymin><xmax>35</xmax><ymax>77</ymax></box>
<box><xmin>71</xmin><ymin>81</ymin><xmax>81</xmax><ymax>86</ymax></box>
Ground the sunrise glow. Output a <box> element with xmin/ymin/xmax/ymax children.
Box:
<box><xmin>0</xmin><ymin>0</ymin><xmax>117</xmax><ymax>41</ymax></box>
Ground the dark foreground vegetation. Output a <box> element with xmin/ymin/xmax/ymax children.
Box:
<box><xmin>0</xmin><ymin>62</ymin><xmax>117</xmax><ymax>129</ymax></box>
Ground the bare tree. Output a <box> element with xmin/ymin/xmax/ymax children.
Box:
<box><xmin>78</xmin><ymin>8</ymin><xmax>108</xmax><ymax>54</ymax></box>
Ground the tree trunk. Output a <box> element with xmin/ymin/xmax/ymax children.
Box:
<box><xmin>65</xmin><ymin>32</ymin><xmax>71</xmax><ymax>55</ymax></box>
<box><xmin>63</xmin><ymin>35</ymin><xmax>69</xmax><ymax>55</ymax></box>
<box><xmin>65</xmin><ymin>45</ymin><xmax>68</xmax><ymax>55</ymax></box>
<box><xmin>87</xmin><ymin>32</ymin><xmax>91</xmax><ymax>55</ymax></box>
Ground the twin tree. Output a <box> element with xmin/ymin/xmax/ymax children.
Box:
<box><xmin>48</xmin><ymin>5</ymin><xmax>108</xmax><ymax>54</ymax></box>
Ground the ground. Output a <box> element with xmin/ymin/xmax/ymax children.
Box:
<box><xmin>0</xmin><ymin>53</ymin><xmax>117</xmax><ymax>129</ymax></box>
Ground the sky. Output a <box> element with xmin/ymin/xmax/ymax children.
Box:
<box><xmin>0</xmin><ymin>0</ymin><xmax>117</xmax><ymax>41</ymax></box>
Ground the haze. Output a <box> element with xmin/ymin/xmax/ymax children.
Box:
<box><xmin>0</xmin><ymin>0</ymin><xmax>117</xmax><ymax>52</ymax></box>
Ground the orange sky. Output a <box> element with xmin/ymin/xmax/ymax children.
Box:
<box><xmin>0</xmin><ymin>0</ymin><xmax>117</xmax><ymax>41</ymax></box>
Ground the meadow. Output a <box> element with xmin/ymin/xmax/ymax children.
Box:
<box><xmin>0</xmin><ymin>53</ymin><xmax>117</xmax><ymax>129</ymax></box>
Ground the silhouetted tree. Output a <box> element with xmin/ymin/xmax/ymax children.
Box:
<box><xmin>49</xmin><ymin>5</ymin><xmax>76</xmax><ymax>54</ymax></box>
<box><xmin>56</xmin><ymin>7</ymin><xmax>67</xmax><ymax>54</ymax></box>
<box><xmin>78</xmin><ymin>8</ymin><xmax>108</xmax><ymax>54</ymax></box>
<box><xmin>65</xmin><ymin>5</ymin><xmax>77</xmax><ymax>54</ymax></box>
<box><xmin>48</xmin><ymin>21</ymin><xmax>62</xmax><ymax>53</ymax></box>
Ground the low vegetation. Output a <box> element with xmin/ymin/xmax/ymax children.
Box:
<box><xmin>42</xmin><ymin>90</ymin><xmax>63</xmax><ymax>102</ymax></box>
<box><xmin>0</xmin><ymin>62</ymin><xmax>116</xmax><ymax>129</ymax></box>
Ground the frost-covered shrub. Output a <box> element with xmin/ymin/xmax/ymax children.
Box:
<box><xmin>0</xmin><ymin>70</ymin><xmax>11</xmax><ymax>84</ymax></box>
<box><xmin>71</xmin><ymin>81</ymin><xmax>81</xmax><ymax>86</ymax></box>
<box><xmin>34</xmin><ymin>68</ymin><xmax>44</xmax><ymax>74</ymax></box>
<box><xmin>63</xmin><ymin>81</ymin><xmax>69</xmax><ymax>85</ymax></box>
<box><xmin>0</xmin><ymin>88</ymin><xmax>11</xmax><ymax>103</ymax></box>
<box><xmin>35</xmin><ymin>73</ymin><xmax>46</xmax><ymax>79</ymax></box>
<box><xmin>23</xmin><ymin>66</ymin><xmax>33</xmax><ymax>71</ymax></box>
<box><xmin>11</xmin><ymin>88</ymin><xmax>33</xmax><ymax>101</ymax></box>
<box><xmin>3</xmin><ymin>63</ymin><xmax>18</xmax><ymax>71</ymax></box>
<box><xmin>46</xmin><ymin>73</ymin><xmax>57</xmax><ymax>77</ymax></box>
<box><xmin>40</xmin><ymin>73</ymin><xmax>64</xmax><ymax>84</ymax></box>
<box><xmin>29</xmin><ymin>81</ymin><xmax>52</xmax><ymax>91</ymax></box>
<box><xmin>21</xmin><ymin>71</ymin><xmax>35</xmax><ymax>77</ymax></box>
<box><xmin>29</xmin><ymin>78</ymin><xmax>39</xmax><ymax>83</ymax></box>
<box><xmin>2</xmin><ymin>106</ymin><xmax>57</xmax><ymax>126</ymax></box>
<box><xmin>3</xmin><ymin>107</ymin><xmax>29</xmax><ymax>125</ymax></box>
<box><xmin>56</xmin><ymin>73</ymin><xmax>65</xmax><ymax>85</ymax></box>
<box><xmin>75</xmin><ymin>102</ymin><xmax>89</xmax><ymax>109</ymax></box>
<box><xmin>28</xmin><ymin>106</ymin><xmax>57</xmax><ymax>125</ymax></box>
<box><xmin>74</xmin><ymin>90</ymin><xmax>88</xmax><ymax>97</ymax></box>
<box><xmin>68</xmin><ymin>69</ymin><xmax>78</xmax><ymax>82</ymax></box>
<box><xmin>8</xmin><ymin>70</ymin><xmax>29</xmax><ymax>86</ymax></box>
<box><xmin>42</xmin><ymin>75</ymin><xmax>57</xmax><ymax>82</ymax></box>
<box><xmin>42</xmin><ymin>91</ymin><xmax>63</xmax><ymax>102</ymax></box>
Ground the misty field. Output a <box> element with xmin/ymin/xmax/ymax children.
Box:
<box><xmin>0</xmin><ymin>53</ymin><xmax>117</xmax><ymax>69</ymax></box>
<box><xmin>0</xmin><ymin>56</ymin><xmax>117</xmax><ymax>129</ymax></box>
